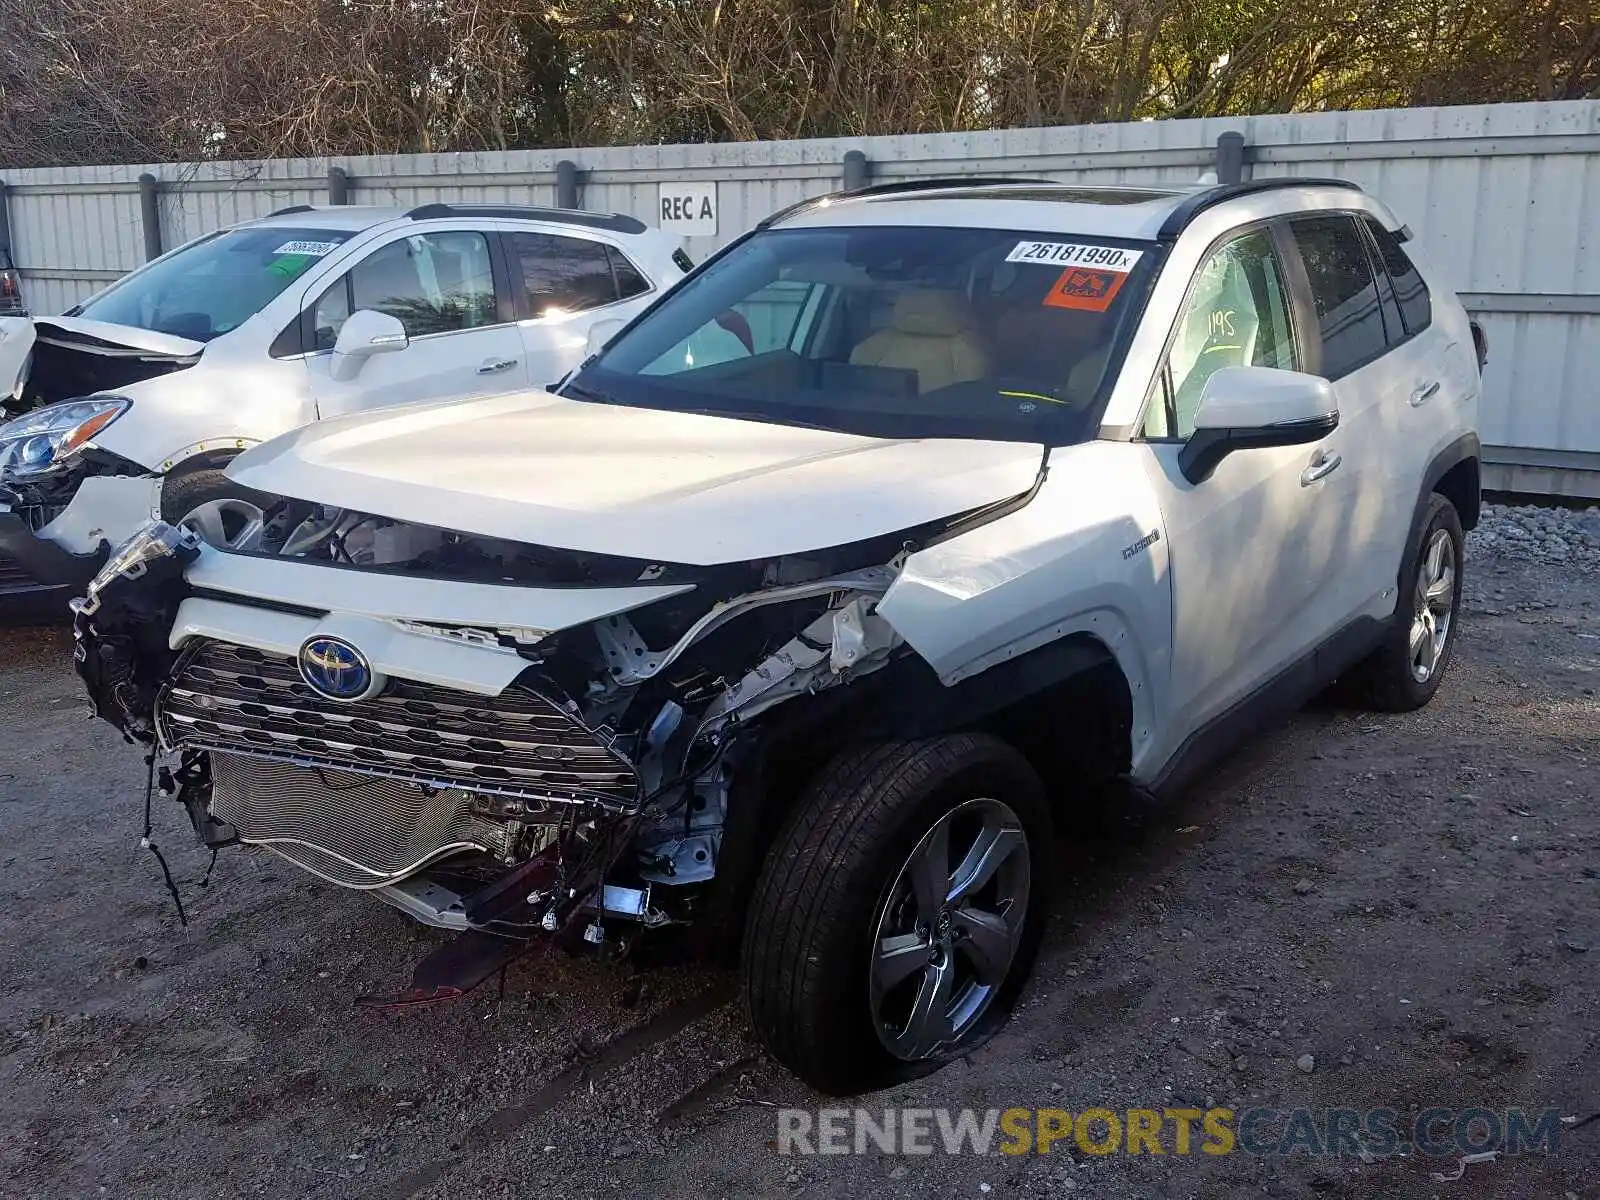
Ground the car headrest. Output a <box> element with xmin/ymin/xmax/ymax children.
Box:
<box><xmin>888</xmin><ymin>288</ymin><xmax>972</xmax><ymax>337</ymax></box>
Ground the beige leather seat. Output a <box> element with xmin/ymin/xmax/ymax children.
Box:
<box><xmin>849</xmin><ymin>288</ymin><xmax>987</xmax><ymax>393</ymax></box>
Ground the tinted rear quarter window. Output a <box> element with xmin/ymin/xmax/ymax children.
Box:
<box><xmin>508</xmin><ymin>232</ymin><xmax>619</xmax><ymax>316</ymax></box>
<box><xmin>1287</xmin><ymin>215</ymin><xmax>1388</xmax><ymax>379</ymax></box>
<box><xmin>1364</xmin><ymin>217</ymin><xmax>1432</xmax><ymax>336</ymax></box>
<box><xmin>607</xmin><ymin>247</ymin><xmax>652</xmax><ymax>301</ymax></box>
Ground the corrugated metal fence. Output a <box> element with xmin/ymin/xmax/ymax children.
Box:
<box><xmin>2</xmin><ymin>101</ymin><xmax>1597</xmax><ymax>497</ymax></box>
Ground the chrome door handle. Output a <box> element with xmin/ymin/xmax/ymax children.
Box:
<box><xmin>1409</xmin><ymin>380</ymin><xmax>1441</xmax><ymax>406</ymax></box>
<box><xmin>1300</xmin><ymin>451</ymin><xmax>1343</xmax><ymax>486</ymax></box>
<box><xmin>477</xmin><ymin>357</ymin><xmax>519</xmax><ymax>375</ymax></box>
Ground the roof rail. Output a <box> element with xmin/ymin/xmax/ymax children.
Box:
<box><xmin>402</xmin><ymin>203</ymin><xmax>647</xmax><ymax>234</ymax></box>
<box><xmin>1156</xmin><ymin>178</ymin><xmax>1364</xmax><ymax>239</ymax></box>
<box><xmin>266</xmin><ymin>204</ymin><xmax>316</xmax><ymax>217</ymax></box>
<box><xmin>758</xmin><ymin>176</ymin><xmax>1055</xmax><ymax>229</ymax></box>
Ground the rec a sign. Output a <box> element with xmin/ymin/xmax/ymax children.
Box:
<box><xmin>658</xmin><ymin>182</ymin><xmax>718</xmax><ymax>236</ymax></box>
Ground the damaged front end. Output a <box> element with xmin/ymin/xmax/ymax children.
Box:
<box><xmin>73</xmin><ymin>502</ymin><xmax>911</xmax><ymax>996</ymax></box>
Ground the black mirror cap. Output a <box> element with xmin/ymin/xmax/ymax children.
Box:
<box><xmin>1179</xmin><ymin>411</ymin><xmax>1339</xmax><ymax>485</ymax></box>
<box><xmin>1470</xmin><ymin>320</ymin><xmax>1488</xmax><ymax>373</ymax></box>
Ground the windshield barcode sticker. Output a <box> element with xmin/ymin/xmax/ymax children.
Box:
<box><xmin>1005</xmin><ymin>241</ymin><xmax>1143</xmax><ymax>271</ymax></box>
<box><xmin>273</xmin><ymin>240</ymin><xmax>341</xmax><ymax>257</ymax></box>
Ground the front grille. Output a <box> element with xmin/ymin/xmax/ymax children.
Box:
<box><xmin>209</xmin><ymin>753</ymin><xmax>517</xmax><ymax>889</ymax></box>
<box><xmin>156</xmin><ymin>641</ymin><xmax>639</xmax><ymax>809</ymax></box>
<box><xmin>0</xmin><ymin>552</ymin><xmax>38</xmax><ymax>592</ymax></box>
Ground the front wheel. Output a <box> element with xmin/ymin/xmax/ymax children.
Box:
<box><xmin>742</xmin><ymin>733</ymin><xmax>1052</xmax><ymax>1095</ymax></box>
<box><xmin>160</xmin><ymin>468</ymin><xmax>273</xmax><ymax>552</ymax></box>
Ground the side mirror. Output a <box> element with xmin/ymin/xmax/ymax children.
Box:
<box><xmin>584</xmin><ymin>317</ymin><xmax>627</xmax><ymax>358</ymax></box>
<box><xmin>1178</xmin><ymin>366</ymin><xmax>1339</xmax><ymax>485</ymax></box>
<box><xmin>330</xmin><ymin>310</ymin><xmax>409</xmax><ymax>382</ymax></box>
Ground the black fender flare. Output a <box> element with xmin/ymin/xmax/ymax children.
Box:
<box><xmin>695</xmin><ymin>635</ymin><xmax>1128</xmax><ymax>958</ymax></box>
<box><xmin>1400</xmin><ymin>433</ymin><xmax>1480</xmax><ymax>589</ymax></box>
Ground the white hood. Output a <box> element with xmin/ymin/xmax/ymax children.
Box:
<box><xmin>2</xmin><ymin>315</ymin><xmax>207</xmax><ymax>414</ymax></box>
<box><xmin>34</xmin><ymin>316</ymin><xmax>206</xmax><ymax>359</ymax></box>
<box><xmin>227</xmin><ymin>389</ymin><xmax>1045</xmax><ymax>565</ymax></box>
<box><xmin>0</xmin><ymin>317</ymin><xmax>34</xmax><ymax>402</ymax></box>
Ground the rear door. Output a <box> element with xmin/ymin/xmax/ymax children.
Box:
<box><xmin>1360</xmin><ymin>215</ymin><xmax>1475</xmax><ymax>486</ymax></box>
<box><xmin>501</xmin><ymin>230</ymin><xmax>664</xmax><ymax>387</ymax></box>
<box><xmin>303</xmin><ymin>228</ymin><xmax>527</xmax><ymax>419</ymax></box>
<box><xmin>1280</xmin><ymin>214</ymin><xmax>1419</xmax><ymax>624</ymax></box>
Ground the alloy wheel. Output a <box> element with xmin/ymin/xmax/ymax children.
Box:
<box><xmin>869</xmin><ymin>797</ymin><xmax>1031</xmax><ymax>1061</ymax></box>
<box><xmin>180</xmin><ymin>497</ymin><xmax>266</xmax><ymax>552</ymax></box>
<box><xmin>1409</xmin><ymin>527</ymin><xmax>1456</xmax><ymax>683</ymax></box>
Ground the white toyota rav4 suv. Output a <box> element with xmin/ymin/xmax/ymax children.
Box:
<box><xmin>72</xmin><ymin>178</ymin><xmax>1483</xmax><ymax>1095</ymax></box>
<box><xmin>0</xmin><ymin>203</ymin><xmax>687</xmax><ymax>619</ymax></box>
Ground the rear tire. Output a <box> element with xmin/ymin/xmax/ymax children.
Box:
<box><xmin>742</xmin><ymin>732</ymin><xmax>1052</xmax><ymax>1095</ymax></box>
<box><xmin>1347</xmin><ymin>493</ymin><xmax>1464</xmax><ymax>712</ymax></box>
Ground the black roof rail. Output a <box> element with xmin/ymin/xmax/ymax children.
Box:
<box><xmin>1156</xmin><ymin>177</ymin><xmax>1364</xmax><ymax>239</ymax></box>
<box><xmin>758</xmin><ymin>176</ymin><xmax>1056</xmax><ymax>229</ymax></box>
<box><xmin>403</xmin><ymin>203</ymin><xmax>646</xmax><ymax>234</ymax></box>
<box><xmin>266</xmin><ymin>204</ymin><xmax>316</xmax><ymax>217</ymax></box>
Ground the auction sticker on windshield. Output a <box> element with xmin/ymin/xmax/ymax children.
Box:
<box><xmin>1042</xmin><ymin>266</ymin><xmax>1128</xmax><ymax>312</ymax></box>
<box><xmin>1005</xmin><ymin>241</ymin><xmax>1143</xmax><ymax>271</ymax></box>
<box><xmin>273</xmin><ymin>240</ymin><xmax>343</xmax><ymax>257</ymax></box>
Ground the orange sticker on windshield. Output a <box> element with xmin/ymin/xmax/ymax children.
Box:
<box><xmin>1043</xmin><ymin>266</ymin><xmax>1126</xmax><ymax>312</ymax></box>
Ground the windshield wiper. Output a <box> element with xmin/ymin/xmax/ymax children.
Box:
<box><xmin>561</xmin><ymin>381</ymin><xmax>622</xmax><ymax>406</ymax></box>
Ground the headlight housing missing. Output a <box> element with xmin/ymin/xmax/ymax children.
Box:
<box><xmin>74</xmin><ymin>520</ymin><xmax>200</xmax><ymax>616</ymax></box>
<box><xmin>0</xmin><ymin>397</ymin><xmax>130</xmax><ymax>480</ymax></box>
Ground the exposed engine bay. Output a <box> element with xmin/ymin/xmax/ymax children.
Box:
<box><xmin>3</xmin><ymin>320</ymin><xmax>199</xmax><ymax>418</ymax></box>
<box><xmin>71</xmin><ymin>495</ymin><xmax>942</xmax><ymax>996</ymax></box>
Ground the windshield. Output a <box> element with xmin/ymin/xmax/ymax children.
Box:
<box><xmin>75</xmin><ymin>226</ymin><xmax>356</xmax><ymax>342</ymax></box>
<box><xmin>571</xmin><ymin>224</ymin><xmax>1159</xmax><ymax>442</ymax></box>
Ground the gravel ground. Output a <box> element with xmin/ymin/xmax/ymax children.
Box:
<box><xmin>0</xmin><ymin>515</ymin><xmax>1596</xmax><ymax>1200</ymax></box>
<box><xmin>1469</xmin><ymin>501</ymin><xmax>1600</xmax><ymax>572</ymax></box>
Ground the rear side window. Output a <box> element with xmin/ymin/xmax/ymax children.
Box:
<box><xmin>1364</xmin><ymin>218</ymin><xmax>1432</xmax><ymax>337</ymax></box>
<box><xmin>508</xmin><ymin>233</ymin><xmax>649</xmax><ymax>317</ymax></box>
<box><xmin>1286</xmin><ymin>215</ymin><xmax>1388</xmax><ymax>379</ymax></box>
<box><xmin>609</xmin><ymin>248</ymin><xmax>651</xmax><ymax>301</ymax></box>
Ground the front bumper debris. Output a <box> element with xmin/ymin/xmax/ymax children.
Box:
<box><xmin>71</xmin><ymin>521</ymin><xmax>199</xmax><ymax>737</ymax></box>
<box><xmin>0</xmin><ymin>504</ymin><xmax>107</xmax><ymax>619</ymax></box>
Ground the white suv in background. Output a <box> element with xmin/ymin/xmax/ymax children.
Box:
<box><xmin>0</xmin><ymin>204</ymin><xmax>688</xmax><ymax>618</ymax></box>
<box><xmin>72</xmin><ymin>178</ymin><xmax>1483</xmax><ymax>1095</ymax></box>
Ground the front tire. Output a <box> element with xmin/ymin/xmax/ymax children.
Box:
<box><xmin>160</xmin><ymin>468</ymin><xmax>273</xmax><ymax>551</ymax></box>
<box><xmin>1349</xmin><ymin>493</ymin><xmax>1464</xmax><ymax>711</ymax></box>
<box><xmin>742</xmin><ymin>733</ymin><xmax>1052</xmax><ymax>1095</ymax></box>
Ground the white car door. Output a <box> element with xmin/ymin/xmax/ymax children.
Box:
<box><xmin>501</xmin><ymin>230</ymin><xmax>666</xmax><ymax>387</ymax></box>
<box><xmin>303</xmin><ymin>228</ymin><xmax>527</xmax><ymax>419</ymax></box>
<box><xmin>1359</xmin><ymin>215</ymin><xmax>1477</xmax><ymax>566</ymax></box>
<box><xmin>1139</xmin><ymin>224</ymin><xmax>1356</xmax><ymax>739</ymax></box>
<box><xmin>1278</xmin><ymin>213</ymin><xmax>1420</xmax><ymax>627</ymax></box>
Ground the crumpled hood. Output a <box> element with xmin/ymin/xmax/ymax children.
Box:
<box><xmin>227</xmin><ymin>389</ymin><xmax>1045</xmax><ymax>565</ymax></box>
<box><xmin>2</xmin><ymin>316</ymin><xmax>206</xmax><ymax>416</ymax></box>
<box><xmin>33</xmin><ymin>316</ymin><xmax>206</xmax><ymax>360</ymax></box>
<box><xmin>0</xmin><ymin>317</ymin><xmax>35</xmax><ymax>403</ymax></box>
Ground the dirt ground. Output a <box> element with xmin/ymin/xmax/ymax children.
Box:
<box><xmin>0</xmin><ymin>543</ymin><xmax>1595</xmax><ymax>1200</ymax></box>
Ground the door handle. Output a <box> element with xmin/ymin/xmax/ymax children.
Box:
<box><xmin>1300</xmin><ymin>450</ymin><xmax>1342</xmax><ymax>487</ymax></box>
<box><xmin>477</xmin><ymin>357</ymin><xmax>519</xmax><ymax>375</ymax></box>
<box><xmin>1409</xmin><ymin>380</ymin><xmax>1441</xmax><ymax>406</ymax></box>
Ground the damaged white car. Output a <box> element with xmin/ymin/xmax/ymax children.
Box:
<box><xmin>72</xmin><ymin>178</ymin><xmax>1482</xmax><ymax>1095</ymax></box>
<box><xmin>0</xmin><ymin>203</ymin><xmax>687</xmax><ymax>620</ymax></box>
